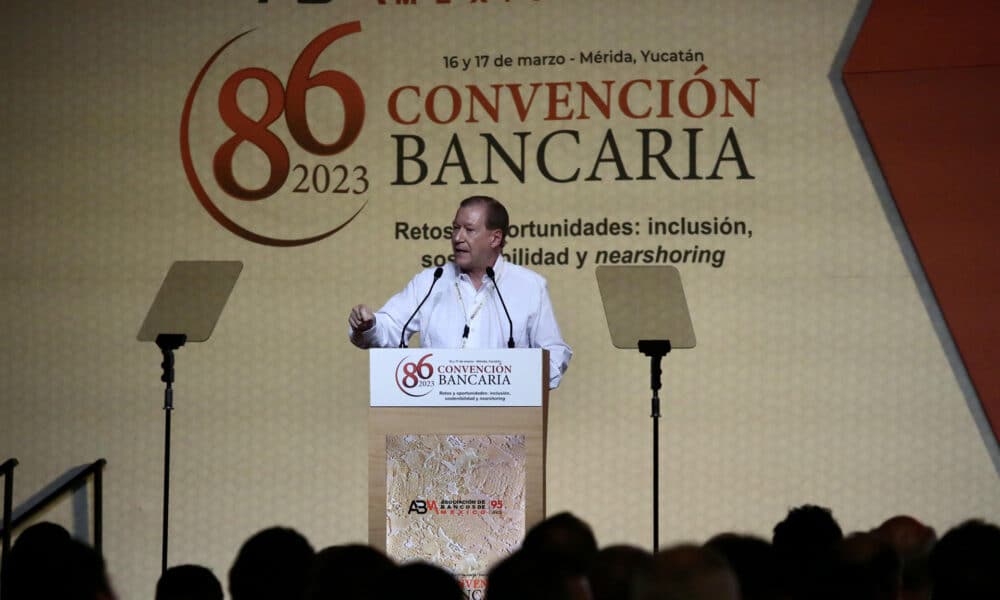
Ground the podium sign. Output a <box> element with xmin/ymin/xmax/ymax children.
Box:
<box><xmin>386</xmin><ymin>432</ymin><xmax>526</xmax><ymax>584</ymax></box>
<box><xmin>369</xmin><ymin>348</ymin><xmax>544</xmax><ymax>407</ymax></box>
<box><xmin>368</xmin><ymin>348</ymin><xmax>548</xmax><ymax>590</ymax></box>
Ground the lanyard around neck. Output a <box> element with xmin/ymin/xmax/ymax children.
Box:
<box><xmin>454</xmin><ymin>279</ymin><xmax>492</xmax><ymax>349</ymax></box>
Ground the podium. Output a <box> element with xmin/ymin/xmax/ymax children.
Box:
<box><xmin>368</xmin><ymin>348</ymin><xmax>549</xmax><ymax>582</ymax></box>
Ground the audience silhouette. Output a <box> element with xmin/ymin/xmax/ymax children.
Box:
<box><xmin>2</xmin><ymin>506</ymin><xmax>998</xmax><ymax>600</ymax></box>
<box><xmin>4</xmin><ymin>522</ymin><xmax>115</xmax><ymax>600</ymax></box>
<box><xmin>228</xmin><ymin>526</ymin><xmax>314</xmax><ymax>600</ymax></box>
<box><xmin>156</xmin><ymin>564</ymin><xmax>224</xmax><ymax>600</ymax></box>
<box><xmin>304</xmin><ymin>544</ymin><xmax>395</xmax><ymax>600</ymax></box>
<box><xmin>704</xmin><ymin>533</ymin><xmax>779</xmax><ymax>600</ymax></box>
<box><xmin>588</xmin><ymin>544</ymin><xmax>654</xmax><ymax>600</ymax></box>
<box><xmin>643</xmin><ymin>543</ymin><xmax>740</xmax><ymax>600</ymax></box>
<box><xmin>772</xmin><ymin>503</ymin><xmax>844</xmax><ymax>599</ymax></box>
<box><xmin>928</xmin><ymin>518</ymin><xmax>1000</xmax><ymax>600</ymax></box>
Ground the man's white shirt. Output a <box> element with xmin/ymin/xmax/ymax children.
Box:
<box><xmin>350</xmin><ymin>256</ymin><xmax>571</xmax><ymax>389</ymax></box>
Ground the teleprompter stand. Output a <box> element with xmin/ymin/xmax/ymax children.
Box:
<box><xmin>596</xmin><ymin>266</ymin><xmax>695</xmax><ymax>551</ymax></box>
<box><xmin>137</xmin><ymin>261</ymin><xmax>242</xmax><ymax>574</ymax></box>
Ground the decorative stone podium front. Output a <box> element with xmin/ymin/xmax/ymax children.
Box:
<box><xmin>368</xmin><ymin>349</ymin><xmax>549</xmax><ymax>588</ymax></box>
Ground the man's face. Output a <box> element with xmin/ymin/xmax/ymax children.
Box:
<box><xmin>451</xmin><ymin>204</ymin><xmax>501</xmax><ymax>273</ymax></box>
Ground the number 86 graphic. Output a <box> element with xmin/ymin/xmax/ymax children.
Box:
<box><xmin>180</xmin><ymin>21</ymin><xmax>368</xmax><ymax>246</ymax></box>
<box><xmin>213</xmin><ymin>22</ymin><xmax>366</xmax><ymax>200</ymax></box>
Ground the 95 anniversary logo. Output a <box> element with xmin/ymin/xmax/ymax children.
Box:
<box><xmin>180</xmin><ymin>22</ymin><xmax>369</xmax><ymax>246</ymax></box>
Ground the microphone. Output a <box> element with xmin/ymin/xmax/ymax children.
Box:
<box><xmin>399</xmin><ymin>267</ymin><xmax>444</xmax><ymax>348</ymax></box>
<box><xmin>486</xmin><ymin>266</ymin><xmax>515</xmax><ymax>348</ymax></box>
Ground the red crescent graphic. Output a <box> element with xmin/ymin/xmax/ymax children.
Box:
<box><xmin>179</xmin><ymin>30</ymin><xmax>367</xmax><ymax>247</ymax></box>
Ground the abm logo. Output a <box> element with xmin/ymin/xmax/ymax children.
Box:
<box><xmin>408</xmin><ymin>500</ymin><xmax>438</xmax><ymax>514</ymax></box>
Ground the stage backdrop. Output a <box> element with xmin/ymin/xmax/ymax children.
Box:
<box><xmin>2</xmin><ymin>1</ymin><xmax>998</xmax><ymax>598</ymax></box>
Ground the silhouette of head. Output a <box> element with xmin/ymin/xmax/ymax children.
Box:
<box><xmin>229</xmin><ymin>526</ymin><xmax>314</xmax><ymax>600</ymax></box>
<box><xmin>156</xmin><ymin>564</ymin><xmax>223</xmax><ymax>600</ymax></box>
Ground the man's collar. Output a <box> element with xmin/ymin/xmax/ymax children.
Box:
<box><xmin>491</xmin><ymin>254</ymin><xmax>507</xmax><ymax>279</ymax></box>
<box><xmin>452</xmin><ymin>254</ymin><xmax>506</xmax><ymax>282</ymax></box>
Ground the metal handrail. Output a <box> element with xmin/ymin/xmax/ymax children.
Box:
<box><xmin>2</xmin><ymin>458</ymin><xmax>19</xmax><ymax>599</ymax></box>
<box><xmin>0</xmin><ymin>459</ymin><xmax>106</xmax><ymax>553</ymax></box>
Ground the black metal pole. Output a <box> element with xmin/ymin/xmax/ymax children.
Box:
<box><xmin>652</xmin><ymin>387</ymin><xmax>660</xmax><ymax>551</ymax></box>
<box><xmin>162</xmin><ymin>385</ymin><xmax>172</xmax><ymax>574</ymax></box>
<box><xmin>639</xmin><ymin>340</ymin><xmax>670</xmax><ymax>552</ymax></box>
<box><xmin>156</xmin><ymin>334</ymin><xmax>185</xmax><ymax>576</ymax></box>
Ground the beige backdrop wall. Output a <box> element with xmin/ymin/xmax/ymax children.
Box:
<box><xmin>2</xmin><ymin>1</ymin><xmax>998</xmax><ymax>598</ymax></box>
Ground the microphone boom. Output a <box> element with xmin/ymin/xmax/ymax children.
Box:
<box><xmin>399</xmin><ymin>267</ymin><xmax>444</xmax><ymax>348</ymax></box>
<box><xmin>486</xmin><ymin>266</ymin><xmax>515</xmax><ymax>348</ymax></box>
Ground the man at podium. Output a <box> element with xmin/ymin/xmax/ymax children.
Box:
<box><xmin>348</xmin><ymin>195</ymin><xmax>572</xmax><ymax>389</ymax></box>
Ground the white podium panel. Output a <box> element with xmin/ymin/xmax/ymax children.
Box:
<box><xmin>370</xmin><ymin>348</ymin><xmax>544</xmax><ymax>407</ymax></box>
